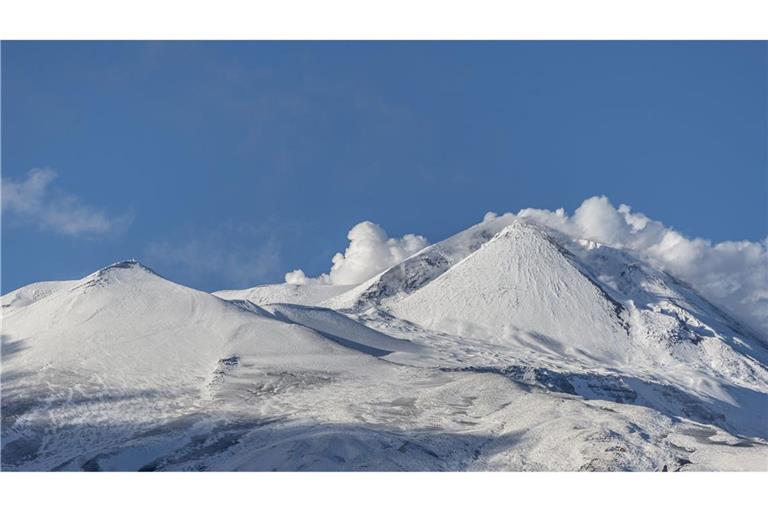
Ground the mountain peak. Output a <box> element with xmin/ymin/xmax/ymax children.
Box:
<box><xmin>78</xmin><ymin>259</ymin><xmax>162</xmax><ymax>289</ymax></box>
<box><xmin>496</xmin><ymin>219</ymin><xmax>548</xmax><ymax>239</ymax></box>
<box><xmin>388</xmin><ymin>217</ymin><xmax>633</xmax><ymax>362</ymax></box>
<box><xmin>97</xmin><ymin>259</ymin><xmax>158</xmax><ymax>275</ymax></box>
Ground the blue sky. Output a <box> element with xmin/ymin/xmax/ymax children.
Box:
<box><xmin>2</xmin><ymin>41</ymin><xmax>766</xmax><ymax>293</ymax></box>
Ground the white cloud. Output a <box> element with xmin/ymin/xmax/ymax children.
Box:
<box><xmin>285</xmin><ymin>221</ymin><xmax>428</xmax><ymax>286</ymax></box>
<box><xmin>1</xmin><ymin>168</ymin><xmax>132</xmax><ymax>236</ymax></box>
<box><xmin>516</xmin><ymin>196</ymin><xmax>768</xmax><ymax>338</ymax></box>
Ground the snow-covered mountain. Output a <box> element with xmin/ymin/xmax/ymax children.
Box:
<box><xmin>3</xmin><ymin>219</ymin><xmax>767</xmax><ymax>471</ymax></box>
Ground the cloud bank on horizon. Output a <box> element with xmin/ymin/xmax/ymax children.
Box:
<box><xmin>1</xmin><ymin>168</ymin><xmax>133</xmax><ymax>236</ymax></box>
<box><xmin>289</xmin><ymin>196</ymin><xmax>767</xmax><ymax>338</ymax></box>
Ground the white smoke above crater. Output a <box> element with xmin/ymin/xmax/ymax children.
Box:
<box><xmin>285</xmin><ymin>221</ymin><xmax>428</xmax><ymax>286</ymax></box>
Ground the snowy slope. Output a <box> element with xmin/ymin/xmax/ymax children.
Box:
<box><xmin>2</xmin><ymin>279</ymin><xmax>77</xmax><ymax>310</ymax></box>
<box><xmin>214</xmin><ymin>283</ymin><xmax>354</xmax><ymax>307</ymax></box>
<box><xmin>261</xmin><ymin>303</ymin><xmax>422</xmax><ymax>357</ymax></box>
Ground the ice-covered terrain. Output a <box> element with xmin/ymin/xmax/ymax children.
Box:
<box><xmin>2</xmin><ymin>218</ymin><xmax>767</xmax><ymax>471</ymax></box>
